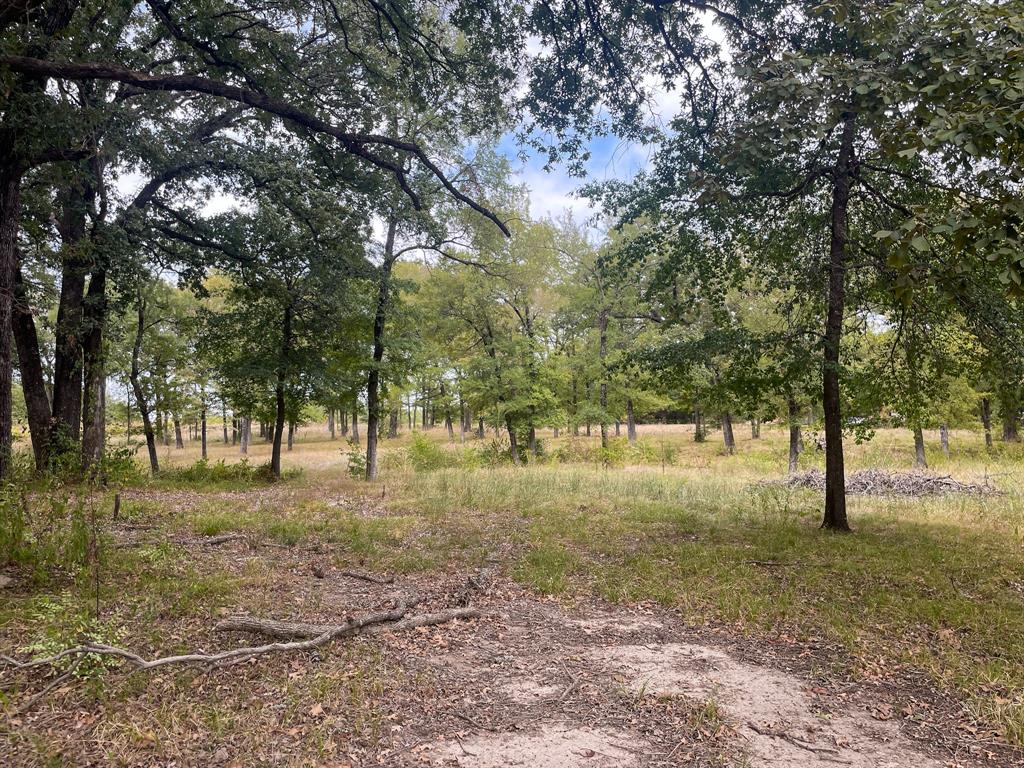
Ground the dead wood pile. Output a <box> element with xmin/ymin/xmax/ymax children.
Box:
<box><xmin>777</xmin><ymin>469</ymin><xmax>998</xmax><ymax>497</ymax></box>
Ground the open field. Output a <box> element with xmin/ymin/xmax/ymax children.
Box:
<box><xmin>3</xmin><ymin>424</ymin><xmax>1024</xmax><ymax>766</ymax></box>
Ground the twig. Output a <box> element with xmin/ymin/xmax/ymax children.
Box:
<box><xmin>746</xmin><ymin>721</ymin><xmax>850</xmax><ymax>762</ymax></box>
<box><xmin>15</xmin><ymin>657</ymin><xmax>83</xmax><ymax>714</ymax></box>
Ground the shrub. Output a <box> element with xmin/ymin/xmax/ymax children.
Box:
<box><xmin>346</xmin><ymin>442</ymin><xmax>366</xmax><ymax>479</ymax></box>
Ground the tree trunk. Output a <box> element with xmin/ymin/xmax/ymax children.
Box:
<box><xmin>626</xmin><ymin>398</ymin><xmax>637</xmax><ymax>445</ymax></box>
<box><xmin>341</xmin><ymin>410</ymin><xmax>349</xmax><ymax>437</ymax></box>
<box><xmin>240</xmin><ymin>416</ymin><xmax>249</xmax><ymax>455</ymax></box>
<box><xmin>51</xmin><ymin>182</ymin><xmax>93</xmax><ymax>452</ymax></box>
<box><xmin>12</xmin><ymin>267</ymin><xmax>51</xmax><ymax>469</ymax></box>
<box><xmin>598</xmin><ymin>309</ymin><xmax>609</xmax><ymax>449</ymax></box>
<box><xmin>129</xmin><ymin>298</ymin><xmax>158</xmax><ymax>474</ymax></box>
<box><xmin>328</xmin><ymin>408</ymin><xmax>336</xmax><ymax>440</ymax></box>
<box><xmin>721</xmin><ymin>412</ymin><xmax>736</xmax><ymax>455</ymax></box>
<box><xmin>0</xmin><ymin>164</ymin><xmax>22</xmax><ymax>479</ymax></box>
<box><xmin>271</xmin><ymin>304</ymin><xmax>292</xmax><ymax>479</ymax></box>
<box><xmin>287</xmin><ymin>420</ymin><xmax>294</xmax><ymax>451</ymax></box>
<box><xmin>750</xmin><ymin>418</ymin><xmax>760</xmax><ymax>439</ymax></box>
<box><xmin>201</xmin><ymin>406</ymin><xmax>208</xmax><ymax>459</ymax></box>
<box><xmin>939</xmin><ymin>423</ymin><xmax>949</xmax><ymax>458</ymax></box>
<box><xmin>388</xmin><ymin>408</ymin><xmax>399</xmax><ymax>439</ymax></box>
<box><xmin>366</xmin><ymin>219</ymin><xmax>397</xmax><ymax>480</ymax></box>
<box><xmin>80</xmin><ymin>267</ymin><xmax>107</xmax><ymax>470</ymax></box>
<box><xmin>913</xmin><ymin>426</ymin><xmax>927</xmax><ymax>468</ymax></box>
<box><xmin>506</xmin><ymin>415</ymin><xmax>520</xmax><ymax>465</ymax></box>
<box><xmin>821</xmin><ymin>113</ymin><xmax>855</xmax><ymax>532</ymax></box>
<box><xmin>981</xmin><ymin>398</ymin><xmax>993</xmax><ymax>449</ymax></box>
<box><xmin>173</xmin><ymin>414</ymin><xmax>184</xmax><ymax>449</ymax></box>
<box><xmin>693</xmin><ymin>408</ymin><xmax>704</xmax><ymax>441</ymax></box>
<box><xmin>222</xmin><ymin>401</ymin><xmax>229</xmax><ymax>443</ymax></box>
<box><xmin>1002</xmin><ymin>411</ymin><xmax>1019</xmax><ymax>442</ymax></box>
<box><xmin>351</xmin><ymin>406</ymin><xmax>360</xmax><ymax>444</ymax></box>
<box><xmin>788</xmin><ymin>395</ymin><xmax>801</xmax><ymax>473</ymax></box>
<box><xmin>477</xmin><ymin>417</ymin><xmax>484</xmax><ymax>439</ymax></box>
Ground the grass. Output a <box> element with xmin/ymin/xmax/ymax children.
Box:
<box><xmin>382</xmin><ymin>426</ymin><xmax>1024</xmax><ymax>744</ymax></box>
<box><xmin>4</xmin><ymin>421</ymin><xmax>1024</xmax><ymax>754</ymax></box>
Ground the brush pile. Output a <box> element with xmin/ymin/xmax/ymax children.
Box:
<box><xmin>778</xmin><ymin>469</ymin><xmax>999</xmax><ymax>497</ymax></box>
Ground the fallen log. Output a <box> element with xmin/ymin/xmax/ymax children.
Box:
<box><xmin>1</xmin><ymin>596</ymin><xmax>423</xmax><ymax>672</ymax></box>
<box><xmin>215</xmin><ymin>607</ymin><xmax>481</xmax><ymax>640</ymax></box>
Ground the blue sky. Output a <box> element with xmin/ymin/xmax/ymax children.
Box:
<box><xmin>498</xmin><ymin>132</ymin><xmax>657</xmax><ymax>227</ymax></box>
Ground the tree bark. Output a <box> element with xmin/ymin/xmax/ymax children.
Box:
<box><xmin>351</xmin><ymin>405</ymin><xmax>359</xmax><ymax>444</ymax></box>
<box><xmin>366</xmin><ymin>217</ymin><xmax>397</xmax><ymax>480</ymax></box>
<box><xmin>12</xmin><ymin>267</ymin><xmax>51</xmax><ymax>469</ymax></box>
<box><xmin>270</xmin><ymin>303</ymin><xmax>292</xmax><ymax>479</ymax></box>
<box><xmin>506</xmin><ymin>414</ymin><xmax>520</xmax><ymax>465</ymax></box>
<box><xmin>328</xmin><ymin>408</ymin><xmax>336</xmax><ymax>440</ymax></box>
<box><xmin>788</xmin><ymin>395</ymin><xmax>801</xmax><ymax>473</ymax></box>
<box><xmin>287</xmin><ymin>420</ymin><xmax>294</xmax><ymax>451</ymax></box>
<box><xmin>240</xmin><ymin>416</ymin><xmax>249</xmax><ymax>455</ymax></box>
<box><xmin>201</xmin><ymin>406</ymin><xmax>208</xmax><ymax>459</ymax></box>
<box><xmin>981</xmin><ymin>398</ymin><xmax>993</xmax><ymax>449</ymax></box>
<box><xmin>821</xmin><ymin>113</ymin><xmax>855</xmax><ymax>532</ymax></box>
<box><xmin>477</xmin><ymin>417</ymin><xmax>484</xmax><ymax>439</ymax></box>
<box><xmin>939</xmin><ymin>423</ymin><xmax>949</xmax><ymax>458</ymax></box>
<box><xmin>721</xmin><ymin>412</ymin><xmax>735</xmax><ymax>455</ymax></box>
<box><xmin>129</xmin><ymin>298</ymin><xmax>158</xmax><ymax>474</ymax></box>
<box><xmin>0</xmin><ymin>164</ymin><xmax>22</xmax><ymax>479</ymax></box>
<box><xmin>626</xmin><ymin>398</ymin><xmax>637</xmax><ymax>445</ymax></box>
<box><xmin>750</xmin><ymin>418</ymin><xmax>760</xmax><ymax>439</ymax></box>
<box><xmin>173</xmin><ymin>414</ymin><xmax>184</xmax><ymax>449</ymax></box>
<box><xmin>913</xmin><ymin>426</ymin><xmax>927</xmax><ymax>468</ymax></box>
<box><xmin>50</xmin><ymin>182</ymin><xmax>93</xmax><ymax>451</ymax></box>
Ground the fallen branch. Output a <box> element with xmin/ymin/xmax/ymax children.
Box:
<box><xmin>2</xmin><ymin>596</ymin><xmax>422</xmax><ymax>672</ymax></box>
<box><xmin>339</xmin><ymin>569</ymin><xmax>395</xmax><ymax>585</ymax></box>
<box><xmin>202</xmin><ymin>533</ymin><xmax>249</xmax><ymax>546</ymax></box>
<box><xmin>215</xmin><ymin>607</ymin><xmax>481</xmax><ymax>640</ymax></box>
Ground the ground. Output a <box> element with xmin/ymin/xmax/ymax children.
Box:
<box><xmin>1</xmin><ymin>424</ymin><xmax>1023</xmax><ymax>766</ymax></box>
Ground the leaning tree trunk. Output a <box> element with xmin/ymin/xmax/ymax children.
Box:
<box><xmin>788</xmin><ymin>395</ymin><xmax>801</xmax><ymax>473</ymax></box>
<box><xmin>913</xmin><ymin>426</ymin><xmax>927</xmax><ymax>468</ymax></box>
<box><xmin>939</xmin><ymin>423</ymin><xmax>950</xmax><ymax>458</ymax></box>
<box><xmin>721</xmin><ymin>412</ymin><xmax>736</xmax><ymax>455</ymax></box>
<box><xmin>821</xmin><ymin>113</ymin><xmax>855</xmax><ymax>532</ymax></box>
<box><xmin>129</xmin><ymin>298</ymin><xmax>159</xmax><ymax>474</ymax></box>
<box><xmin>13</xmin><ymin>267</ymin><xmax>51</xmax><ymax>470</ymax></box>
<box><xmin>270</xmin><ymin>304</ymin><xmax>292</xmax><ymax>479</ymax></box>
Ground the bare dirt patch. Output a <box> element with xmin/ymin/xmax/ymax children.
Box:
<box><xmin>592</xmin><ymin>643</ymin><xmax>946</xmax><ymax>767</ymax></box>
<box><xmin>437</xmin><ymin>725</ymin><xmax>641</xmax><ymax>767</ymax></box>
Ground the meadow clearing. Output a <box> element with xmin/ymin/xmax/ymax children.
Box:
<box><xmin>2</xmin><ymin>423</ymin><xmax>1023</xmax><ymax>767</ymax></box>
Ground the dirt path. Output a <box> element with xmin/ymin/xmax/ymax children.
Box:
<box><xmin>3</xmin><ymin>509</ymin><xmax>1018</xmax><ymax>767</ymax></box>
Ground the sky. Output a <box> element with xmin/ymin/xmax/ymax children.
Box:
<box><xmin>498</xmin><ymin>132</ymin><xmax>657</xmax><ymax>227</ymax></box>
